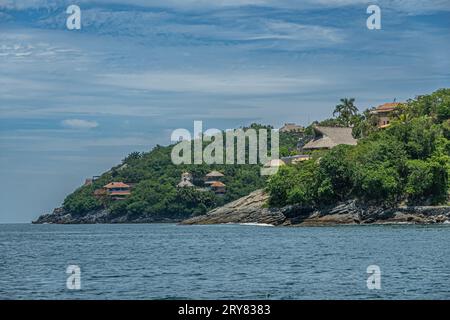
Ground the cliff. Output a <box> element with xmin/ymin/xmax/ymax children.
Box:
<box><xmin>181</xmin><ymin>189</ymin><xmax>450</xmax><ymax>226</ymax></box>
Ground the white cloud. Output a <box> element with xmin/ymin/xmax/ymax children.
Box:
<box><xmin>61</xmin><ymin>119</ymin><xmax>99</xmax><ymax>129</ymax></box>
<box><xmin>97</xmin><ymin>71</ymin><xmax>326</xmax><ymax>95</ymax></box>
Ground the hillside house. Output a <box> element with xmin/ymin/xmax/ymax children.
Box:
<box><xmin>263</xmin><ymin>159</ymin><xmax>286</xmax><ymax>168</ymax></box>
<box><xmin>281</xmin><ymin>155</ymin><xmax>311</xmax><ymax>164</ymax></box>
<box><xmin>204</xmin><ymin>171</ymin><xmax>224</xmax><ymax>185</ymax></box>
<box><xmin>103</xmin><ymin>182</ymin><xmax>131</xmax><ymax>200</ymax></box>
<box><xmin>204</xmin><ymin>171</ymin><xmax>226</xmax><ymax>194</ymax></box>
<box><xmin>371</xmin><ymin>102</ymin><xmax>401</xmax><ymax>128</ymax></box>
<box><xmin>209</xmin><ymin>181</ymin><xmax>226</xmax><ymax>195</ymax></box>
<box><xmin>177</xmin><ymin>172</ymin><xmax>194</xmax><ymax>188</ymax></box>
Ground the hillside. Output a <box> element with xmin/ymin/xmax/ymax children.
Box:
<box><xmin>34</xmin><ymin>124</ymin><xmax>301</xmax><ymax>223</ymax></box>
<box><xmin>268</xmin><ymin>89</ymin><xmax>450</xmax><ymax>208</ymax></box>
<box><xmin>34</xmin><ymin>89</ymin><xmax>449</xmax><ymax>224</ymax></box>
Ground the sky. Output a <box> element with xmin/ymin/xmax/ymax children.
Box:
<box><xmin>0</xmin><ymin>0</ymin><xmax>449</xmax><ymax>223</ymax></box>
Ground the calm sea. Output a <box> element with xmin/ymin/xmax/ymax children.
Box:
<box><xmin>0</xmin><ymin>223</ymin><xmax>449</xmax><ymax>299</ymax></box>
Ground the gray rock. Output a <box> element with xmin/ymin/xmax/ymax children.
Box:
<box><xmin>34</xmin><ymin>190</ymin><xmax>450</xmax><ymax>226</ymax></box>
<box><xmin>181</xmin><ymin>189</ymin><xmax>450</xmax><ymax>226</ymax></box>
<box><xmin>181</xmin><ymin>190</ymin><xmax>286</xmax><ymax>226</ymax></box>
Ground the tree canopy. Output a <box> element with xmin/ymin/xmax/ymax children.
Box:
<box><xmin>267</xmin><ymin>89</ymin><xmax>450</xmax><ymax>207</ymax></box>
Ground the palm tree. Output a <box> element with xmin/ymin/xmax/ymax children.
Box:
<box><xmin>333</xmin><ymin>98</ymin><xmax>359</xmax><ymax>127</ymax></box>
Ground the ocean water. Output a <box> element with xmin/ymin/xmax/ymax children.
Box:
<box><xmin>0</xmin><ymin>223</ymin><xmax>449</xmax><ymax>300</ymax></box>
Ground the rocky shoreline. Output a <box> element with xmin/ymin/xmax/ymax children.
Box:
<box><xmin>32</xmin><ymin>207</ymin><xmax>183</xmax><ymax>224</ymax></box>
<box><xmin>33</xmin><ymin>189</ymin><xmax>450</xmax><ymax>225</ymax></box>
<box><xmin>181</xmin><ymin>190</ymin><xmax>450</xmax><ymax>226</ymax></box>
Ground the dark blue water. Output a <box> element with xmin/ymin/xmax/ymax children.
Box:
<box><xmin>0</xmin><ymin>223</ymin><xmax>449</xmax><ymax>299</ymax></box>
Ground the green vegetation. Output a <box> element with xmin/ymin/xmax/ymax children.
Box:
<box><xmin>62</xmin><ymin>124</ymin><xmax>298</xmax><ymax>220</ymax></box>
<box><xmin>63</xmin><ymin>89</ymin><xmax>449</xmax><ymax>220</ymax></box>
<box><xmin>267</xmin><ymin>89</ymin><xmax>450</xmax><ymax>207</ymax></box>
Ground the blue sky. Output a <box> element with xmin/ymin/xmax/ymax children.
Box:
<box><xmin>0</xmin><ymin>0</ymin><xmax>449</xmax><ymax>223</ymax></box>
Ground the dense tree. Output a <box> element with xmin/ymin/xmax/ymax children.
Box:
<box><xmin>268</xmin><ymin>89</ymin><xmax>450</xmax><ymax>207</ymax></box>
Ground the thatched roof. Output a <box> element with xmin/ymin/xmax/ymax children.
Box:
<box><xmin>205</xmin><ymin>170</ymin><xmax>224</xmax><ymax>177</ymax></box>
<box><xmin>303</xmin><ymin>126</ymin><xmax>357</xmax><ymax>150</ymax></box>
<box><xmin>279</xmin><ymin>123</ymin><xmax>304</xmax><ymax>133</ymax></box>
<box><xmin>374</xmin><ymin>102</ymin><xmax>401</xmax><ymax>113</ymax></box>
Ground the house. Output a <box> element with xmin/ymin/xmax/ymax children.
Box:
<box><xmin>209</xmin><ymin>181</ymin><xmax>226</xmax><ymax>195</ymax></box>
<box><xmin>281</xmin><ymin>155</ymin><xmax>311</xmax><ymax>164</ymax></box>
<box><xmin>204</xmin><ymin>171</ymin><xmax>226</xmax><ymax>194</ymax></box>
<box><xmin>302</xmin><ymin>126</ymin><xmax>357</xmax><ymax>151</ymax></box>
<box><xmin>263</xmin><ymin>159</ymin><xmax>286</xmax><ymax>168</ymax></box>
<box><xmin>103</xmin><ymin>182</ymin><xmax>131</xmax><ymax>200</ymax></box>
<box><xmin>279</xmin><ymin>123</ymin><xmax>304</xmax><ymax>133</ymax></box>
<box><xmin>371</xmin><ymin>102</ymin><xmax>401</xmax><ymax>128</ymax></box>
<box><xmin>177</xmin><ymin>172</ymin><xmax>194</xmax><ymax>188</ymax></box>
<box><xmin>204</xmin><ymin>171</ymin><xmax>224</xmax><ymax>186</ymax></box>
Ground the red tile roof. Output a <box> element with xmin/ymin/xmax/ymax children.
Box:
<box><xmin>375</xmin><ymin>102</ymin><xmax>401</xmax><ymax>112</ymax></box>
<box><xmin>210</xmin><ymin>181</ymin><xmax>226</xmax><ymax>187</ymax></box>
<box><xmin>104</xmin><ymin>182</ymin><xmax>130</xmax><ymax>189</ymax></box>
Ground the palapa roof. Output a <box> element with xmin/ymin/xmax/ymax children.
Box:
<box><xmin>205</xmin><ymin>170</ymin><xmax>224</xmax><ymax>177</ymax></box>
<box><xmin>279</xmin><ymin>123</ymin><xmax>304</xmax><ymax>132</ymax></box>
<box><xmin>104</xmin><ymin>182</ymin><xmax>130</xmax><ymax>189</ymax></box>
<box><xmin>303</xmin><ymin>126</ymin><xmax>357</xmax><ymax>150</ymax></box>
<box><xmin>374</xmin><ymin>102</ymin><xmax>401</xmax><ymax>113</ymax></box>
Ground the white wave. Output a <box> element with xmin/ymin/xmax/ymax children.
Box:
<box><xmin>238</xmin><ymin>222</ymin><xmax>275</xmax><ymax>227</ymax></box>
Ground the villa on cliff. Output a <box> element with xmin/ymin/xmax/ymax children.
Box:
<box><xmin>302</xmin><ymin>126</ymin><xmax>357</xmax><ymax>151</ymax></box>
<box><xmin>204</xmin><ymin>171</ymin><xmax>226</xmax><ymax>195</ymax></box>
<box><xmin>370</xmin><ymin>102</ymin><xmax>402</xmax><ymax>128</ymax></box>
<box><xmin>93</xmin><ymin>182</ymin><xmax>132</xmax><ymax>200</ymax></box>
<box><xmin>104</xmin><ymin>182</ymin><xmax>131</xmax><ymax>199</ymax></box>
<box><xmin>177</xmin><ymin>171</ymin><xmax>227</xmax><ymax>195</ymax></box>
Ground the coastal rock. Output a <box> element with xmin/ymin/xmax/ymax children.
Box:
<box><xmin>181</xmin><ymin>190</ymin><xmax>286</xmax><ymax>226</ymax></box>
<box><xmin>34</xmin><ymin>190</ymin><xmax>450</xmax><ymax>226</ymax></box>
<box><xmin>181</xmin><ymin>189</ymin><xmax>450</xmax><ymax>226</ymax></box>
<box><xmin>32</xmin><ymin>207</ymin><xmax>183</xmax><ymax>224</ymax></box>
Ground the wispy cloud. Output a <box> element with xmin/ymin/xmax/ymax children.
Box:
<box><xmin>1</xmin><ymin>0</ymin><xmax>449</xmax><ymax>13</ymax></box>
<box><xmin>97</xmin><ymin>71</ymin><xmax>326</xmax><ymax>95</ymax></box>
<box><xmin>61</xmin><ymin>119</ymin><xmax>99</xmax><ymax>129</ymax></box>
